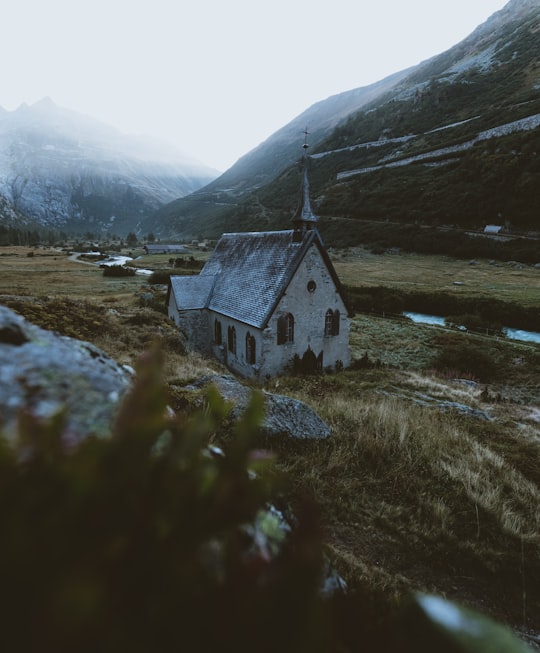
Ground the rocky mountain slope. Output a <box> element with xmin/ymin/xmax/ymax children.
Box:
<box><xmin>0</xmin><ymin>98</ymin><xmax>218</xmax><ymax>235</ymax></box>
<box><xmin>157</xmin><ymin>0</ymin><xmax>540</xmax><ymax>240</ymax></box>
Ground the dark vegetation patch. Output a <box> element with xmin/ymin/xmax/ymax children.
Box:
<box><xmin>319</xmin><ymin>220</ymin><xmax>540</xmax><ymax>264</ymax></box>
<box><xmin>101</xmin><ymin>264</ymin><xmax>136</xmax><ymax>277</ymax></box>
<box><xmin>431</xmin><ymin>342</ymin><xmax>500</xmax><ymax>382</ymax></box>
<box><xmin>344</xmin><ymin>285</ymin><xmax>540</xmax><ymax>331</ymax></box>
<box><xmin>2</xmin><ymin>297</ymin><xmax>117</xmax><ymax>341</ymax></box>
<box><xmin>148</xmin><ymin>269</ymin><xmax>199</xmax><ymax>284</ymax></box>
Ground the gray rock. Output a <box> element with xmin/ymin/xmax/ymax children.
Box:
<box><xmin>0</xmin><ymin>305</ymin><xmax>132</xmax><ymax>441</ymax></box>
<box><xmin>195</xmin><ymin>374</ymin><xmax>331</xmax><ymax>439</ymax></box>
<box><xmin>378</xmin><ymin>387</ymin><xmax>492</xmax><ymax>421</ymax></box>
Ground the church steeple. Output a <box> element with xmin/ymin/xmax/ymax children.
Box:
<box><xmin>292</xmin><ymin>128</ymin><xmax>318</xmax><ymax>237</ymax></box>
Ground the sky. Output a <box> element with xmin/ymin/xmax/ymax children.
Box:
<box><xmin>1</xmin><ymin>0</ymin><xmax>509</xmax><ymax>171</ymax></box>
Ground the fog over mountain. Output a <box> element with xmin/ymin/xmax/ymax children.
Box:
<box><xmin>0</xmin><ymin>98</ymin><xmax>218</xmax><ymax>234</ymax></box>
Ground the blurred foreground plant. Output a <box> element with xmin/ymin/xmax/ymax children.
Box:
<box><xmin>0</xmin><ymin>346</ymin><xmax>533</xmax><ymax>652</ymax></box>
<box><xmin>0</xmin><ymin>347</ymin><xmax>325</xmax><ymax>652</ymax></box>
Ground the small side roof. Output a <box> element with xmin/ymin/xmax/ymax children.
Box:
<box><xmin>168</xmin><ymin>275</ymin><xmax>216</xmax><ymax>310</ymax></box>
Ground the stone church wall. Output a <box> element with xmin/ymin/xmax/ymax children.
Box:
<box><xmin>261</xmin><ymin>244</ymin><xmax>350</xmax><ymax>376</ymax></box>
<box><xmin>167</xmin><ymin>295</ymin><xmax>211</xmax><ymax>354</ymax></box>
<box><xmin>209</xmin><ymin>312</ymin><xmax>262</xmax><ymax>380</ymax></box>
<box><xmin>167</xmin><ymin>240</ymin><xmax>351</xmax><ymax>379</ymax></box>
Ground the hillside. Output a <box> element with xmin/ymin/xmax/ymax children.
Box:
<box><xmin>153</xmin><ymin>68</ymin><xmax>416</xmax><ymax>238</ymax></box>
<box><xmin>0</xmin><ymin>98</ymin><xmax>218</xmax><ymax>235</ymax></box>
<box><xmin>157</xmin><ymin>0</ymin><xmax>540</xmax><ymax>241</ymax></box>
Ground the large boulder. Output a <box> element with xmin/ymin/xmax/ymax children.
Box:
<box><xmin>192</xmin><ymin>374</ymin><xmax>331</xmax><ymax>439</ymax></box>
<box><xmin>0</xmin><ymin>305</ymin><xmax>132</xmax><ymax>441</ymax></box>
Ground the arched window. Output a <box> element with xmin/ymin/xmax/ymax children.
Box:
<box><xmin>227</xmin><ymin>325</ymin><xmax>236</xmax><ymax>354</ymax></box>
<box><xmin>324</xmin><ymin>309</ymin><xmax>334</xmax><ymax>336</ymax></box>
<box><xmin>324</xmin><ymin>309</ymin><xmax>340</xmax><ymax>336</ymax></box>
<box><xmin>246</xmin><ymin>332</ymin><xmax>256</xmax><ymax>364</ymax></box>
<box><xmin>214</xmin><ymin>319</ymin><xmax>222</xmax><ymax>345</ymax></box>
<box><xmin>277</xmin><ymin>313</ymin><xmax>294</xmax><ymax>345</ymax></box>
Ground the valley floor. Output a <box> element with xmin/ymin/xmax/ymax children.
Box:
<box><xmin>1</xmin><ymin>246</ymin><xmax>539</xmax><ymax>647</ymax></box>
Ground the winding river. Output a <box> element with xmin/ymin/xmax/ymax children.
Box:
<box><xmin>403</xmin><ymin>312</ymin><xmax>540</xmax><ymax>344</ymax></box>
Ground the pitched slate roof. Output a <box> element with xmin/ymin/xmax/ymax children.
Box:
<box><xmin>168</xmin><ymin>274</ymin><xmax>216</xmax><ymax>310</ymax></box>
<box><xmin>168</xmin><ymin>228</ymin><xmax>352</xmax><ymax>329</ymax></box>
<box><xmin>202</xmin><ymin>229</ymin><xmax>310</xmax><ymax>328</ymax></box>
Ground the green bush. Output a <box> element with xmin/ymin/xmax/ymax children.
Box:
<box><xmin>432</xmin><ymin>342</ymin><xmax>499</xmax><ymax>381</ymax></box>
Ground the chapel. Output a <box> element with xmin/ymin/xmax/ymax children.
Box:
<box><xmin>167</xmin><ymin>141</ymin><xmax>352</xmax><ymax>379</ymax></box>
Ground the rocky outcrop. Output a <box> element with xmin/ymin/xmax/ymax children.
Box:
<box><xmin>0</xmin><ymin>305</ymin><xmax>132</xmax><ymax>441</ymax></box>
<box><xmin>0</xmin><ymin>307</ymin><xmax>329</xmax><ymax>443</ymax></box>
<box><xmin>191</xmin><ymin>374</ymin><xmax>331</xmax><ymax>439</ymax></box>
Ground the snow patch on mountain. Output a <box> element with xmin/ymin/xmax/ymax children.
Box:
<box><xmin>447</xmin><ymin>43</ymin><xmax>498</xmax><ymax>74</ymax></box>
<box><xmin>0</xmin><ymin>99</ymin><xmax>218</xmax><ymax>232</ymax></box>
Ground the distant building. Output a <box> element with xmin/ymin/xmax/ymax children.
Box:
<box><xmin>483</xmin><ymin>225</ymin><xmax>503</xmax><ymax>235</ymax></box>
<box><xmin>167</xmin><ymin>143</ymin><xmax>352</xmax><ymax>379</ymax></box>
<box><xmin>144</xmin><ymin>244</ymin><xmax>187</xmax><ymax>254</ymax></box>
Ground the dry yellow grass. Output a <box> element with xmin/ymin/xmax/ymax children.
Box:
<box><xmin>0</xmin><ymin>247</ymin><xmax>146</xmax><ymax>303</ymax></box>
<box><xmin>272</xmin><ymin>356</ymin><xmax>540</xmax><ymax>629</ymax></box>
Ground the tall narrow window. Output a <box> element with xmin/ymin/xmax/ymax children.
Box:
<box><xmin>324</xmin><ymin>309</ymin><xmax>340</xmax><ymax>336</ymax></box>
<box><xmin>277</xmin><ymin>313</ymin><xmax>294</xmax><ymax>345</ymax></box>
<box><xmin>324</xmin><ymin>309</ymin><xmax>334</xmax><ymax>336</ymax></box>
<box><xmin>228</xmin><ymin>325</ymin><xmax>236</xmax><ymax>354</ymax></box>
<box><xmin>246</xmin><ymin>332</ymin><xmax>256</xmax><ymax>364</ymax></box>
<box><xmin>214</xmin><ymin>319</ymin><xmax>222</xmax><ymax>345</ymax></box>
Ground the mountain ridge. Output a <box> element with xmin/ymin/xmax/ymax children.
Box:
<box><xmin>157</xmin><ymin>0</ymin><xmax>540</xmax><ymax>240</ymax></box>
<box><xmin>0</xmin><ymin>99</ymin><xmax>218</xmax><ymax>234</ymax></box>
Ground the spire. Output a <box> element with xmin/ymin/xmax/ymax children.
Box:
<box><xmin>292</xmin><ymin>128</ymin><xmax>318</xmax><ymax>236</ymax></box>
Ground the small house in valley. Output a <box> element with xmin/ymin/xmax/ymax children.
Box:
<box><xmin>144</xmin><ymin>244</ymin><xmax>187</xmax><ymax>254</ymax></box>
<box><xmin>167</xmin><ymin>144</ymin><xmax>352</xmax><ymax>378</ymax></box>
<box><xmin>483</xmin><ymin>225</ymin><xmax>503</xmax><ymax>235</ymax></box>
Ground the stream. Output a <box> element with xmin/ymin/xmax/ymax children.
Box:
<box><xmin>403</xmin><ymin>312</ymin><xmax>540</xmax><ymax>344</ymax></box>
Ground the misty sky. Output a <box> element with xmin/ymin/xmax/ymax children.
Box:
<box><xmin>2</xmin><ymin>0</ymin><xmax>509</xmax><ymax>171</ymax></box>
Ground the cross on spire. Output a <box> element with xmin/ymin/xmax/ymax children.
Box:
<box><xmin>302</xmin><ymin>127</ymin><xmax>310</xmax><ymax>150</ymax></box>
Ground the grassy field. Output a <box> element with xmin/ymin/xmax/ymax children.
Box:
<box><xmin>0</xmin><ymin>247</ymin><xmax>145</xmax><ymax>303</ymax></box>
<box><xmin>331</xmin><ymin>247</ymin><xmax>540</xmax><ymax>307</ymax></box>
<box><xmin>1</xmin><ymin>245</ymin><xmax>539</xmax><ymax>644</ymax></box>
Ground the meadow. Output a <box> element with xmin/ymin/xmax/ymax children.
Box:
<box><xmin>1</xmin><ymin>244</ymin><xmax>539</xmax><ymax>645</ymax></box>
<box><xmin>332</xmin><ymin>247</ymin><xmax>540</xmax><ymax>307</ymax></box>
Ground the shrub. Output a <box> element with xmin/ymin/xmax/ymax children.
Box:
<box><xmin>432</xmin><ymin>343</ymin><xmax>499</xmax><ymax>382</ymax></box>
<box><xmin>102</xmin><ymin>264</ymin><xmax>135</xmax><ymax>277</ymax></box>
<box><xmin>149</xmin><ymin>269</ymin><xmax>174</xmax><ymax>284</ymax></box>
